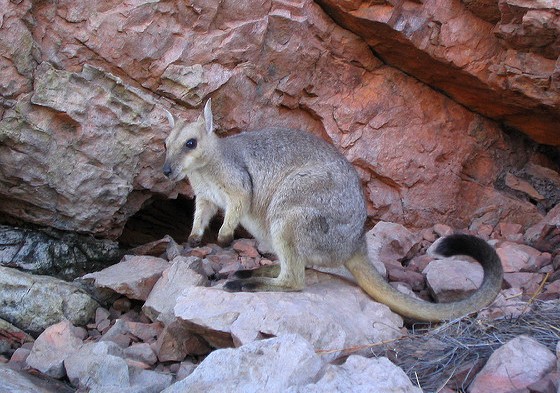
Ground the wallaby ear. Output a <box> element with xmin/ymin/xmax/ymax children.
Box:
<box><xmin>164</xmin><ymin>109</ymin><xmax>175</xmax><ymax>129</ymax></box>
<box><xmin>203</xmin><ymin>98</ymin><xmax>214</xmax><ymax>135</ymax></box>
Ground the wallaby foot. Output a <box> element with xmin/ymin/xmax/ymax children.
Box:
<box><xmin>187</xmin><ymin>234</ymin><xmax>202</xmax><ymax>247</ymax></box>
<box><xmin>223</xmin><ymin>276</ymin><xmax>303</xmax><ymax>292</ymax></box>
<box><xmin>217</xmin><ymin>233</ymin><xmax>234</xmax><ymax>247</ymax></box>
<box><xmin>233</xmin><ymin>264</ymin><xmax>281</xmax><ymax>279</ymax></box>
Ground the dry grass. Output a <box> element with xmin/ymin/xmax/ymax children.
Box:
<box><xmin>371</xmin><ymin>300</ymin><xmax>560</xmax><ymax>392</ymax></box>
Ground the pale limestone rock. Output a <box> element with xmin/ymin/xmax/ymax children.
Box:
<box><xmin>143</xmin><ymin>256</ymin><xmax>208</xmax><ymax>324</ymax></box>
<box><xmin>83</xmin><ymin>255</ymin><xmax>169</xmax><ymax>300</ymax></box>
<box><xmin>123</xmin><ymin>343</ymin><xmax>158</xmax><ymax>366</ymax></box>
<box><xmin>64</xmin><ymin>341</ymin><xmax>173</xmax><ymax>392</ymax></box>
<box><xmin>173</xmin><ymin>270</ymin><xmax>403</xmax><ymax>361</ymax></box>
<box><xmin>0</xmin><ymin>364</ymin><xmax>74</xmax><ymax>393</ymax></box>
<box><xmin>162</xmin><ymin>334</ymin><xmax>323</xmax><ymax>393</ymax></box>
<box><xmin>290</xmin><ymin>355</ymin><xmax>422</xmax><ymax>393</ymax></box>
<box><xmin>64</xmin><ymin>341</ymin><xmax>129</xmax><ymax>389</ymax></box>
<box><xmin>26</xmin><ymin>320</ymin><xmax>84</xmax><ymax>378</ymax></box>
<box><xmin>468</xmin><ymin>335</ymin><xmax>556</xmax><ymax>393</ymax></box>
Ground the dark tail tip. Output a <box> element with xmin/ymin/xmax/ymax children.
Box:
<box><xmin>435</xmin><ymin>234</ymin><xmax>501</xmax><ymax>271</ymax></box>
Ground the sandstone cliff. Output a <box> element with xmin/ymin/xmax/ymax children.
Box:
<box><xmin>1</xmin><ymin>0</ymin><xmax>558</xmax><ymax>241</ymax></box>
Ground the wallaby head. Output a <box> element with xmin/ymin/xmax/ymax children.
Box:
<box><xmin>163</xmin><ymin>99</ymin><xmax>216</xmax><ymax>181</ymax></box>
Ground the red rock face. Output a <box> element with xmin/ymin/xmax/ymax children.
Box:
<box><xmin>315</xmin><ymin>0</ymin><xmax>560</xmax><ymax>146</ymax></box>
<box><xmin>0</xmin><ymin>0</ymin><xmax>557</xmax><ymax>239</ymax></box>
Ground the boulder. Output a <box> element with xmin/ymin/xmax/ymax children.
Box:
<box><xmin>0</xmin><ymin>318</ymin><xmax>34</xmax><ymax>355</ymax></box>
<box><xmin>25</xmin><ymin>320</ymin><xmax>84</xmax><ymax>379</ymax></box>
<box><xmin>468</xmin><ymin>335</ymin><xmax>557</xmax><ymax>393</ymax></box>
<box><xmin>64</xmin><ymin>341</ymin><xmax>173</xmax><ymax>392</ymax></box>
<box><xmin>290</xmin><ymin>355</ymin><xmax>423</xmax><ymax>393</ymax></box>
<box><xmin>424</xmin><ymin>258</ymin><xmax>484</xmax><ymax>303</ymax></box>
<box><xmin>143</xmin><ymin>256</ymin><xmax>208</xmax><ymax>324</ymax></box>
<box><xmin>0</xmin><ymin>267</ymin><xmax>98</xmax><ymax>336</ymax></box>
<box><xmin>163</xmin><ymin>334</ymin><xmax>421</xmax><ymax>393</ymax></box>
<box><xmin>162</xmin><ymin>334</ymin><xmax>323</xmax><ymax>393</ymax></box>
<box><xmin>496</xmin><ymin>241</ymin><xmax>548</xmax><ymax>272</ymax></box>
<box><xmin>173</xmin><ymin>270</ymin><xmax>403</xmax><ymax>361</ymax></box>
<box><xmin>0</xmin><ymin>225</ymin><xmax>122</xmax><ymax>280</ymax></box>
<box><xmin>83</xmin><ymin>255</ymin><xmax>169</xmax><ymax>301</ymax></box>
<box><xmin>0</xmin><ymin>364</ymin><xmax>74</xmax><ymax>393</ymax></box>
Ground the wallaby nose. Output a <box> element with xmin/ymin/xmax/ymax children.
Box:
<box><xmin>163</xmin><ymin>163</ymin><xmax>172</xmax><ymax>178</ymax></box>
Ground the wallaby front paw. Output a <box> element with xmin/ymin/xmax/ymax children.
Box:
<box><xmin>217</xmin><ymin>233</ymin><xmax>234</xmax><ymax>247</ymax></box>
<box><xmin>187</xmin><ymin>234</ymin><xmax>202</xmax><ymax>247</ymax></box>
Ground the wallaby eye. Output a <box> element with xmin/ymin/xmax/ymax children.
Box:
<box><xmin>185</xmin><ymin>138</ymin><xmax>197</xmax><ymax>149</ymax></box>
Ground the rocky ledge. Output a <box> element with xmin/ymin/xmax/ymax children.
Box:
<box><xmin>1</xmin><ymin>205</ymin><xmax>559</xmax><ymax>392</ymax></box>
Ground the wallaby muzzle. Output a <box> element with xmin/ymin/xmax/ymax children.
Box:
<box><xmin>163</xmin><ymin>162</ymin><xmax>173</xmax><ymax>178</ymax></box>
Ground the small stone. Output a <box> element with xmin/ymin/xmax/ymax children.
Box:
<box><xmin>165</xmin><ymin>238</ymin><xmax>183</xmax><ymax>260</ymax></box>
<box><xmin>503</xmin><ymin>273</ymin><xmax>545</xmax><ymax>296</ymax></box>
<box><xmin>232</xmin><ymin>239</ymin><xmax>260</xmax><ymax>258</ymax></box>
<box><xmin>129</xmin><ymin>235</ymin><xmax>174</xmax><ymax>257</ymax></box>
<box><xmin>143</xmin><ymin>256</ymin><xmax>208</xmax><ymax>324</ymax></box>
<box><xmin>366</xmin><ymin>222</ymin><xmax>421</xmax><ymax>264</ymax></box>
<box><xmin>433</xmin><ymin>224</ymin><xmax>453</xmax><ymax>237</ymax></box>
<box><xmin>95</xmin><ymin>307</ymin><xmax>110</xmax><ymax>325</ymax></box>
<box><xmin>8</xmin><ymin>347</ymin><xmax>31</xmax><ymax>370</ymax></box>
<box><xmin>112</xmin><ymin>297</ymin><xmax>132</xmax><ymax>313</ymax></box>
<box><xmin>386</xmin><ymin>266</ymin><xmax>425</xmax><ymax>291</ymax></box>
<box><xmin>504</xmin><ymin>173</ymin><xmax>545</xmax><ymax>201</ymax></box>
<box><xmin>187</xmin><ymin>246</ymin><xmax>213</xmax><ymax>259</ymax></box>
<box><xmin>478</xmin><ymin>288</ymin><xmax>528</xmax><ymax>319</ymax></box>
<box><xmin>176</xmin><ymin>360</ymin><xmax>198</xmax><ymax>381</ymax></box>
<box><xmin>476</xmin><ymin>224</ymin><xmax>493</xmax><ymax>239</ymax></box>
<box><xmin>96</xmin><ymin>318</ymin><xmax>111</xmax><ymax>334</ymax></box>
<box><xmin>154</xmin><ymin>322</ymin><xmax>211</xmax><ymax>362</ymax></box>
<box><xmin>124</xmin><ymin>343</ymin><xmax>157</xmax><ymax>366</ymax></box>
<box><xmin>406</xmin><ymin>254</ymin><xmax>434</xmax><ymax>273</ymax></box>
<box><xmin>421</xmin><ymin>228</ymin><xmax>437</xmax><ymax>242</ymax></box>
<box><xmin>100</xmin><ymin>320</ymin><xmax>132</xmax><ymax>348</ymax></box>
<box><xmin>496</xmin><ymin>242</ymin><xmax>544</xmax><ymax>273</ymax></box>
<box><xmin>494</xmin><ymin>222</ymin><xmax>523</xmax><ymax>242</ymax></box>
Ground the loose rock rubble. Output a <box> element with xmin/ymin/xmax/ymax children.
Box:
<box><xmin>0</xmin><ymin>215</ymin><xmax>559</xmax><ymax>392</ymax></box>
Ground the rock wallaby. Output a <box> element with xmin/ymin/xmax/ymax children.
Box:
<box><xmin>163</xmin><ymin>100</ymin><xmax>503</xmax><ymax>322</ymax></box>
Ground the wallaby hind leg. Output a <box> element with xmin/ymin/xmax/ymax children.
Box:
<box><xmin>233</xmin><ymin>264</ymin><xmax>281</xmax><ymax>279</ymax></box>
<box><xmin>224</xmin><ymin>223</ymin><xmax>305</xmax><ymax>292</ymax></box>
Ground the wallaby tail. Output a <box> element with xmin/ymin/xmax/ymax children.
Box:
<box><xmin>345</xmin><ymin>234</ymin><xmax>503</xmax><ymax>322</ymax></box>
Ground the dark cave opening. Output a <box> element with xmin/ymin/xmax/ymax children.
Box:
<box><xmin>118</xmin><ymin>196</ymin><xmax>234</xmax><ymax>248</ymax></box>
<box><xmin>118</xmin><ymin>196</ymin><xmax>196</xmax><ymax>248</ymax></box>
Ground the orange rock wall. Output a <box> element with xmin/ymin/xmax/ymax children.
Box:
<box><xmin>0</xmin><ymin>0</ymin><xmax>557</xmax><ymax>238</ymax></box>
